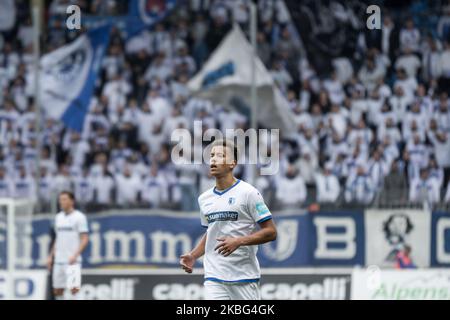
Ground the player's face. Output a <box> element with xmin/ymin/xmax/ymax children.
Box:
<box><xmin>209</xmin><ymin>146</ymin><xmax>235</xmax><ymax>177</ymax></box>
<box><xmin>59</xmin><ymin>194</ymin><xmax>74</xmax><ymax>212</ymax></box>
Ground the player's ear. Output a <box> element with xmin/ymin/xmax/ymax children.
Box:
<box><xmin>229</xmin><ymin>159</ymin><xmax>237</xmax><ymax>170</ymax></box>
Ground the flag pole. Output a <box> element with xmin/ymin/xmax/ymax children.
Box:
<box><xmin>32</xmin><ymin>0</ymin><xmax>43</xmax><ymax>213</ymax></box>
<box><xmin>249</xmin><ymin>1</ymin><xmax>258</xmax><ymax>186</ymax></box>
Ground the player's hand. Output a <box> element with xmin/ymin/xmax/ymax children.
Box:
<box><xmin>215</xmin><ymin>237</ymin><xmax>242</xmax><ymax>257</ymax></box>
<box><xmin>180</xmin><ymin>253</ymin><xmax>195</xmax><ymax>273</ymax></box>
<box><xmin>71</xmin><ymin>287</ymin><xmax>80</xmax><ymax>295</ymax></box>
<box><xmin>46</xmin><ymin>256</ymin><xmax>53</xmax><ymax>271</ymax></box>
<box><xmin>68</xmin><ymin>255</ymin><xmax>78</xmax><ymax>265</ymax></box>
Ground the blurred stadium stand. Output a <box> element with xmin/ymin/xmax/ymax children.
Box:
<box><xmin>0</xmin><ymin>0</ymin><xmax>449</xmax><ymax>215</ymax></box>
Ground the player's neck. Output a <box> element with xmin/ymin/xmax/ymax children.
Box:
<box><xmin>64</xmin><ymin>208</ymin><xmax>75</xmax><ymax>215</ymax></box>
<box><xmin>215</xmin><ymin>175</ymin><xmax>237</xmax><ymax>191</ymax></box>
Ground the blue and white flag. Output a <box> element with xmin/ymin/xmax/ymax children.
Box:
<box><xmin>188</xmin><ymin>25</ymin><xmax>296</xmax><ymax>136</ymax></box>
<box><xmin>40</xmin><ymin>25</ymin><xmax>111</xmax><ymax>132</ymax></box>
<box><xmin>126</xmin><ymin>0</ymin><xmax>179</xmax><ymax>37</ymax></box>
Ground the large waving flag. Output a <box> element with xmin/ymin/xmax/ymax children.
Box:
<box><xmin>126</xmin><ymin>0</ymin><xmax>179</xmax><ymax>37</ymax></box>
<box><xmin>188</xmin><ymin>25</ymin><xmax>296</xmax><ymax>136</ymax></box>
<box><xmin>40</xmin><ymin>25</ymin><xmax>111</xmax><ymax>132</ymax></box>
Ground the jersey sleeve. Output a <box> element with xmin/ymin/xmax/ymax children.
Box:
<box><xmin>198</xmin><ymin>198</ymin><xmax>208</xmax><ymax>228</ymax></box>
<box><xmin>247</xmin><ymin>189</ymin><xmax>272</xmax><ymax>224</ymax></box>
<box><xmin>77</xmin><ymin>214</ymin><xmax>89</xmax><ymax>233</ymax></box>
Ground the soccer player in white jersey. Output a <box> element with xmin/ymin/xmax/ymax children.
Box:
<box><xmin>180</xmin><ymin>139</ymin><xmax>277</xmax><ymax>300</ymax></box>
<box><xmin>47</xmin><ymin>191</ymin><xmax>89</xmax><ymax>300</ymax></box>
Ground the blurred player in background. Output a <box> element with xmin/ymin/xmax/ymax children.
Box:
<box><xmin>395</xmin><ymin>244</ymin><xmax>417</xmax><ymax>269</ymax></box>
<box><xmin>180</xmin><ymin>139</ymin><xmax>277</xmax><ymax>300</ymax></box>
<box><xmin>47</xmin><ymin>191</ymin><xmax>89</xmax><ymax>300</ymax></box>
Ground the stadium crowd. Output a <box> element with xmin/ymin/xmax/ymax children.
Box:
<box><xmin>0</xmin><ymin>0</ymin><xmax>450</xmax><ymax>212</ymax></box>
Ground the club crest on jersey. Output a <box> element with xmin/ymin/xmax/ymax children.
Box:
<box><xmin>228</xmin><ymin>197</ymin><xmax>236</xmax><ymax>205</ymax></box>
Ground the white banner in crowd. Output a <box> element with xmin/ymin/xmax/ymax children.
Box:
<box><xmin>0</xmin><ymin>271</ymin><xmax>47</xmax><ymax>300</ymax></box>
<box><xmin>365</xmin><ymin>210</ymin><xmax>431</xmax><ymax>268</ymax></box>
<box><xmin>188</xmin><ymin>24</ymin><xmax>296</xmax><ymax>136</ymax></box>
<box><xmin>352</xmin><ymin>269</ymin><xmax>450</xmax><ymax>300</ymax></box>
<box><xmin>0</xmin><ymin>0</ymin><xmax>16</xmax><ymax>31</ymax></box>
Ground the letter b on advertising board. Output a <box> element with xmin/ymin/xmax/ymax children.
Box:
<box><xmin>311</xmin><ymin>213</ymin><xmax>364</xmax><ymax>266</ymax></box>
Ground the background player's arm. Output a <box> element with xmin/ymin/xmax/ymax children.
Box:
<box><xmin>68</xmin><ymin>233</ymin><xmax>89</xmax><ymax>264</ymax></box>
<box><xmin>46</xmin><ymin>225</ymin><xmax>56</xmax><ymax>270</ymax></box>
<box><xmin>180</xmin><ymin>232</ymin><xmax>207</xmax><ymax>273</ymax></box>
<box><xmin>215</xmin><ymin>219</ymin><xmax>277</xmax><ymax>257</ymax></box>
<box><xmin>47</xmin><ymin>243</ymin><xmax>55</xmax><ymax>271</ymax></box>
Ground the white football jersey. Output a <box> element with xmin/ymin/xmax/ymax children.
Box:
<box><xmin>198</xmin><ymin>179</ymin><xmax>272</xmax><ymax>283</ymax></box>
<box><xmin>54</xmin><ymin>210</ymin><xmax>89</xmax><ymax>264</ymax></box>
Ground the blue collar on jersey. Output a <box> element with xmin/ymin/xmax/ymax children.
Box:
<box><xmin>213</xmin><ymin>179</ymin><xmax>241</xmax><ymax>196</ymax></box>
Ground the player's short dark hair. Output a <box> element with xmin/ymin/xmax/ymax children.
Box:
<box><xmin>211</xmin><ymin>139</ymin><xmax>238</xmax><ymax>163</ymax></box>
<box><xmin>59</xmin><ymin>190</ymin><xmax>75</xmax><ymax>202</ymax></box>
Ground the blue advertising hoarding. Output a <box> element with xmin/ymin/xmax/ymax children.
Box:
<box><xmin>24</xmin><ymin>211</ymin><xmax>365</xmax><ymax>269</ymax></box>
<box><xmin>430</xmin><ymin>211</ymin><xmax>450</xmax><ymax>267</ymax></box>
<box><xmin>1</xmin><ymin>210</ymin><xmax>447</xmax><ymax>269</ymax></box>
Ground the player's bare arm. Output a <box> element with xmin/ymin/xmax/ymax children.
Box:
<box><xmin>68</xmin><ymin>232</ymin><xmax>89</xmax><ymax>265</ymax></box>
<box><xmin>215</xmin><ymin>219</ymin><xmax>277</xmax><ymax>257</ymax></box>
<box><xmin>47</xmin><ymin>243</ymin><xmax>55</xmax><ymax>271</ymax></box>
<box><xmin>180</xmin><ymin>232</ymin><xmax>207</xmax><ymax>273</ymax></box>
